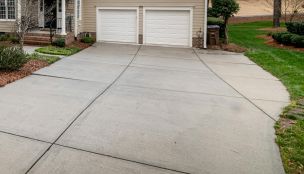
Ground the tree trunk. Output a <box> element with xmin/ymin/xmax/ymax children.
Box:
<box><xmin>224</xmin><ymin>18</ymin><xmax>229</xmax><ymax>44</ymax></box>
<box><xmin>273</xmin><ymin>0</ymin><xmax>282</xmax><ymax>27</ymax></box>
<box><xmin>20</xmin><ymin>37</ymin><xmax>24</xmax><ymax>50</ymax></box>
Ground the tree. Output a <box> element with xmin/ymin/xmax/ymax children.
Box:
<box><xmin>15</xmin><ymin>0</ymin><xmax>36</xmax><ymax>49</ymax></box>
<box><xmin>273</xmin><ymin>0</ymin><xmax>282</xmax><ymax>27</ymax></box>
<box><xmin>209</xmin><ymin>0</ymin><xmax>240</xmax><ymax>44</ymax></box>
<box><xmin>266</xmin><ymin>0</ymin><xmax>304</xmax><ymax>22</ymax></box>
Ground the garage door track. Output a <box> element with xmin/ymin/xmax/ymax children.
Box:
<box><xmin>0</xmin><ymin>43</ymin><xmax>289</xmax><ymax>174</ymax></box>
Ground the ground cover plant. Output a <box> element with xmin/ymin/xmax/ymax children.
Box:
<box><xmin>35</xmin><ymin>46</ymin><xmax>81</xmax><ymax>56</ymax></box>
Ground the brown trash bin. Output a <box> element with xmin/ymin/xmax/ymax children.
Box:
<box><xmin>207</xmin><ymin>25</ymin><xmax>220</xmax><ymax>46</ymax></box>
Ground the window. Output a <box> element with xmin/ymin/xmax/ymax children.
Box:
<box><xmin>0</xmin><ymin>0</ymin><xmax>16</xmax><ymax>20</ymax></box>
<box><xmin>77</xmin><ymin>0</ymin><xmax>81</xmax><ymax>20</ymax></box>
<box><xmin>58</xmin><ymin>0</ymin><xmax>62</xmax><ymax>12</ymax></box>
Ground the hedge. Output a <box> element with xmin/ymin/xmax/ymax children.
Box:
<box><xmin>286</xmin><ymin>22</ymin><xmax>304</xmax><ymax>36</ymax></box>
<box><xmin>272</xmin><ymin>32</ymin><xmax>304</xmax><ymax>48</ymax></box>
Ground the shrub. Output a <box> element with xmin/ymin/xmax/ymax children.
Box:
<box><xmin>10</xmin><ymin>36</ymin><xmax>19</xmax><ymax>44</ymax></box>
<box><xmin>207</xmin><ymin>17</ymin><xmax>225</xmax><ymax>38</ymax></box>
<box><xmin>52</xmin><ymin>38</ymin><xmax>65</xmax><ymax>47</ymax></box>
<box><xmin>291</xmin><ymin>35</ymin><xmax>304</xmax><ymax>48</ymax></box>
<box><xmin>272</xmin><ymin>32</ymin><xmax>289</xmax><ymax>43</ymax></box>
<box><xmin>281</xmin><ymin>33</ymin><xmax>294</xmax><ymax>45</ymax></box>
<box><xmin>0</xmin><ymin>47</ymin><xmax>27</xmax><ymax>71</ymax></box>
<box><xmin>208</xmin><ymin>0</ymin><xmax>240</xmax><ymax>43</ymax></box>
<box><xmin>0</xmin><ymin>34</ymin><xmax>9</xmax><ymax>41</ymax></box>
<box><xmin>81</xmin><ymin>36</ymin><xmax>94</xmax><ymax>44</ymax></box>
<box><xmin>286</xmin><ymin>22</ymin><xmax>304</xmax><ymax>35</ymax></box>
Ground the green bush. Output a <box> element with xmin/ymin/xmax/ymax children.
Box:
<box><xmin>281</xmin><ymin>33</ymin><xmax>294</xmax><ymax>45</ymax></box>
<box><xmin>52</xmin><ymin>38</ymin><xmax>65</xmax><ymax>47</ymax></box>
<box><xmin>10</xmin><ymin>36</ymin><xmax>19</xmax><ymax>44</ymax></box>
<box><xmin>207</xmin><ymin>17</ymin><xmax>225</xmax><ymax>38</ymax></box>
<box><xmin>81</xmin><ymin>36</ymin><xmax>94</xmax><ymax>44</ymax></box>
<box><xmin>291</xmin><ymin>35</ymin><xmax>304</xmax><ymax>48</ymax></box>
<box><xmin>272</xmin><ymin>32</ymin><xmax>289</xmax><ymax>43</ymax></box>
<box><xmin>286</xmin><ymin>22</ymin><xmax>304</xmax><ymax>35</ymax></box>
<box><xmin>272</xmin><ymin>32</ymin><xmax>304</xmax><ymax>47</ymax></box>
<box><xmin>0</xmin><ymin>34</ymin><xmax>9</xmax><ymax>41</ymax></box>
<box><xmin>0</xmin><ymin>47</ymin><xmax>27</xmax><ymax>71</ymax></box>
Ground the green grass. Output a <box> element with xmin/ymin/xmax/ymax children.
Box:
<box><xmin>276</xmin><ymin>119</ymin><xmax>304</xmax><ymax>173</ymax></box>
<box><xmin>229</xmin><ymin>21</ymin><xmax>304</xmax><ymax>174</ymax></box>
<box><xmin>229</xmin><ymin>21</ymin><xmax>304</xmax><ymax>100</ymax></box>
<box><xmin>27</xmin><ymin>53</ymin><xmax>60</xmax><ymax>64</ymax></box>
<box><xmin>35</xmin><ymin>46</ymin><xmax>81</xmax><ymax>56</ymax></box>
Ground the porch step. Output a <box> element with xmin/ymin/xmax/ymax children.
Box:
<box><xmin>24</xmin><ymin>35</ymin><xmax>52</xmax><ymax>42</ymax></box>
<box><xmin>24</xmin><ymin>40</ymin><xmax>51</xmax><ymax>46</ymax></box>
<box><xmin>26</xmin><ymin>32</ymin><xmax>58</xmax><ymax>37</ymax></box>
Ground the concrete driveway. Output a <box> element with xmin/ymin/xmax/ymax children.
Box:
<box><xmin>0</xmin><ymin>43</ymin><xmax>289</xmax><ymax>174</ymax></box>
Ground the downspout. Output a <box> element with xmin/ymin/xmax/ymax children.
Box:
<box><xmin>74</xmin><ymin>0</ymin><xmax>78</xmax><ymax>38</ymax></box>
<box><xmin>203</xmin><ymin>0</ymin><xmax>208</xmax><ymax>49</ymax></box>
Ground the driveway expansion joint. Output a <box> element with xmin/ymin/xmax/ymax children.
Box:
<box><xmin>194</xmin><ymin>49</ymin><xmax>278</xmax><ymax>122</ymax></box>
<box><xmin>54</xmin><ymin>143</ymin><xmax>191</xmax><ymax>174</ymax></box>
<box><xmin>0</xmin><ymin>130</ymin><xmax>52</xmax><ymax>145</ymax></box>
<box><xmin>31</xmin><ymin>73</ymin><xmax>93</xmax><ymax>82</ymax></box>
<box><xmin>25</xmin><ymin>45</ymin><xmax>157</xmax><ymax>174</ymax></box>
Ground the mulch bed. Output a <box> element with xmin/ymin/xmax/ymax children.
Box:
<box><xmin>0</xmin><ymin>60</ymin><xmax>49</xmax><ymax>87</ymax></box>
<box><xmin>257</xmin><ymin>35</ymin><xmax>304</xmax><ymax>52</ymax></box>
<box><xmin>208</xmin><ymin>43</ymin><xmax>247</xmax><ymax>53</ymax></box>
<box><xmin>67</xmin><ymin>40</ymin><xmax>92</xmax><ymax>50</ymax></box>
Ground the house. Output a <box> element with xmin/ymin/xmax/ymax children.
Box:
<box><xmin>0</xmin><ymin>0</ymin><xmax>208</xmax><ymax>48</ymax></box>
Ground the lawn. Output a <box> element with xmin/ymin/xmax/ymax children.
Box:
<box><xmin>229</xmin><ymin>21</ymin><xmax>304</xmax><ymax>174</ymax></box>
<box><xmin>28</xmin><ymin>53</ymin><xmax>60</xmax><ymax>64</ymax></box>
<box><xmin>35</xmin><ymin>46</ymin><xmax>81</xmax><ymax>56</ymax></box>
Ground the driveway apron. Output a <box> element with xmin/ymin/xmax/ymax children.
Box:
<box><xmin>0</xmin><ymin>43</ymin><xmax>288</xmax><ymax>174</ymax></box>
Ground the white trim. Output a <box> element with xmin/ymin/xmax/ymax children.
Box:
<box><xmin>0</xmin><ymin>19</ymin><xmax>15</xmax><ymax>21</ymax></box>
<box><xmin>96</xmin><ymin>7</ymin><xmax>139</xmax><ymax>44</ymax></box>
<box><xmin>203</xmin><ymin>0</ymin><xmax>208</xmax><ymax>49</ymax></box>
<box><xmin>77</xmin><ymin>0</ymin><xmax>82</xmax><ymax>20</ymax></box>
<box><xmin>143</xmin><ymin>7</ymin><xmax>193</xmax><ymax>47</ymax></box>
<box><xmin>17</xmin><ymin>0</ymin><xmax>21</xmax><ymax>20</ymax></box>
<box><xmin>74</xmin><ymin>0</ymin><xmax>78</xmax><ymax>37</ymax></box>
<box><xmin>60</xmin><ymin>0</ymin><xmax>66</xmax><ymax>35</ymax></box>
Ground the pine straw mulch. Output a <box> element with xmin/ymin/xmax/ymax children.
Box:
<box><xmin>257</xmin><ymin>35</ymin><xmax>304</xmax><ymax>52</ymax></box>
<box><xmin>67</xmin><ymin>40</ymin><xmax>92</xmax><ymax>50</ymax></box>
<box><xmin>208</xmin><ymin>43</ymin><xmax>247</xmax><ymax>53</ymax></box>
<box><xmin>0</xmin><ymin>60</ymin><xmax>49</xmax><ymax>87</ymax></box>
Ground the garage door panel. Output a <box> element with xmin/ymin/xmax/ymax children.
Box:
<box><xmin>144</xmin><ymin>9</ymin><xmax>191</xmax><ymax>47</ymax></box>
<box><xmin>97</xmin><ymin>9</ymin><xmax>137</xmax><ymax>43</ymax></box>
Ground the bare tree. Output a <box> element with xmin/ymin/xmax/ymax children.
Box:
<box><xmin>267</xmin><ymin>0</ymin><xmax>304</xmax><ymax>22</ymax></box>
<box><xmin>14</xmin><ymin>0</ymin><xmax>36</xmax><ymax>49</ymax></box>
<box><xmin>273</xmin><ymin>0</ymin><xmax>282</xmax><ymax>27</ymax></box>
<box><xmin>288</xmin><ymin>0</ymin><xmax>304</xmax><ymax>22</ymax></box>
<box><xmin>43</xmin><ymin>2</ymin><xmax>56</xmax><ymax>43</ymax></box>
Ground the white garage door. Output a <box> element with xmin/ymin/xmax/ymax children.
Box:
<box><xmin>97</xmin><ymin>9</ymin><xmax>137</xmax><ymax>43</ymax></box>
<box><xmin>144</xmin><ymin>9</ymin><xmax>192</xmax><ymax>47</ymax></box>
